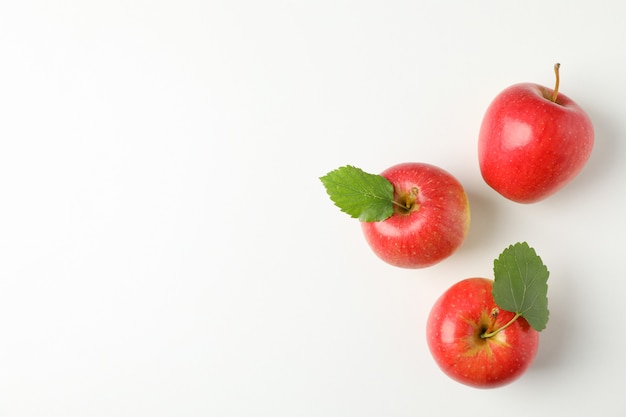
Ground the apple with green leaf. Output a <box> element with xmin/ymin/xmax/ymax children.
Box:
<box><xmin>427</xmin><ymin>242</ymin><xmax>549</xmax><ymax>388</ymax></box>
<box><xmin>320</xmin><ymin>163</ymin><xmax>470</xmax><ymax>268</ymax></box>
<box><xmin>478</xmin><ymin>64</ymin><xmax>594</xmax><ymax>203</ymax></box>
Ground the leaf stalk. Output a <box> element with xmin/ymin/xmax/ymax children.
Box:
<box><xmin>481</xmin><ymin>312</ymin><xmax>522</xmax><ymax>339</ymax></box>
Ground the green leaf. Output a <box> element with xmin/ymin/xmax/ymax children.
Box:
<box><xmin>492</xmin><ymin>242</ymin><xmax>550</xmax><ymax>332</ymax></box>
<box><xmin>319</xmin><ymin>165</ymin><xmax>394</xmax><ymax>222</ymax></box>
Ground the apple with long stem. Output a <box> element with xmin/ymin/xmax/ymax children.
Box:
<box><xmin>427</xmin><ymin>242</ymin><xmax>549</xmax><ymax>388</ymax></box>
<box><xmin>478</xmin><ymin>64</ymin><xmax>594</xmax><ymax>203</ymax></box>
<box><xmin>320</xmin><ymin>163</ymin><xmax>470</xmax><ymax>268</ymax></box>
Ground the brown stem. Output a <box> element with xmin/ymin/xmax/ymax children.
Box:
<box><xmin>481</xmin><ymin>312</ymin><xmax>521</xmax><ymax>339</ymax></box>
<box><xmin>550</xmin><ymin>63</ymin><xmax>561</xmax><ymax>102</ymax></box>
<box><xmin>391</xmin><ymin>187</ymin><xmax>419</xmax><ymax>211</ymax></box>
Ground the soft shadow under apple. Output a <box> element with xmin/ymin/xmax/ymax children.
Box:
<box><xmin>457</xmin><ymin>188</ymin><xmax>501</xmax><ymax>253</ymax></box>
<box><xmin>528</xmin><ymin>265</ymin><xmax>577</xmax><ymax>371</ymax></box>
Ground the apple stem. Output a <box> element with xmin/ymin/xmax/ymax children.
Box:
<box><xmin>550</xmin><ymin>63</ymin><xmax>561</xmax><ymax>103</ymax></box>
<box><xmin>481</xmin><ymin>312</ymin><xmax>522</xmax><ymax>339</ymax></box>
<box><xmin>391</xmin><ymin>187</ymin><xmax>419</xmax><ymax>211</ymax></box>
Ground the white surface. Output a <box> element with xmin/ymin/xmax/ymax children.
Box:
<box><xmin>1</xmin><ymin>1</ymin><xmax>624</xmax><ymax>416</ymax></box>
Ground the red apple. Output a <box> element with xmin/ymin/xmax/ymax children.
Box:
<box><xmin>426</xmin><ymin>277</ymin><xmax>539</xmax><ymax>388</ymax></box>
<box><xmin>360</xmin><ymin>162</ymin><xmax>470</xmax><ymax>268</ymax></box>
<box><xmin>478</xmin><ymin>64</ymin><xmax>594</xmax><ymax>203</ymax></box>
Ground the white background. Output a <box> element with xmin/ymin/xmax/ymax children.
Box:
<box><xmin>1</xmin><ymin>1</ymin><xmax>624</xmax><ymax>416</ymax></box>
